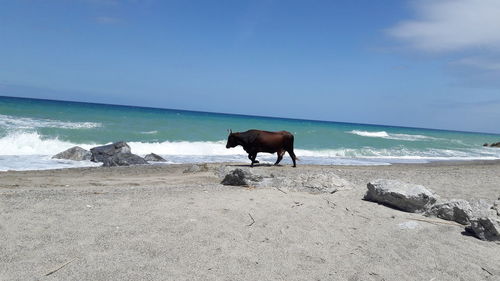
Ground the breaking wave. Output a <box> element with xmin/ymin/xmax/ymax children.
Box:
<box><xmin>348</xmin><ymin>130</ymin><xmax>437</xmax><ymax>141</ymax></box>
<box><xmin>0</xmin><ymin>114</ymin><xmax>101</xmax><ymax>130</ymax></box>
<box><xmin>0</xmin><ymin>132</ymin><xmax>96</xmax><ymax>155</ymax></box>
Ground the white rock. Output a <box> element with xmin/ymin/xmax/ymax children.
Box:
<box><xmin>425</xmin><ymin>199</ymin><xmax>473</xmax><ymax>225</ymax></box>
<box><xmin>364</xmin><ymin>179</ymin><xmax>438</xmax><ymax>213</ymax></box>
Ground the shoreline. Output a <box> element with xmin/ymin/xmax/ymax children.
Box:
<box><xmin>2</xmin><ymin>157</ymin><xmax>500</xmax><ymax>173</ymax></box>
<box><xmin>1</xmin><ymin>160</ymin><xmax>499</xmax><ymax>280</ymax></box>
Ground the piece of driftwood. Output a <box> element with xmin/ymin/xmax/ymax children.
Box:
<box><xmin>275</xmin><ymin>187</ymin><xmax>287</xmax><ymax>194</ymax></box>
<box><xmin>44</xmin><ymin>257</ymin><xmax>77</xmax><ymax>276</ymax></box>
<box><xmin>408</xmin><ymin>217</ymin><xmax>462</xmax><ymax>227</ymax></box>
<box><xmin>481</xmin><ymin>267</ymin><xmax>493</xmax><ymax>276</ymax></box>
<box><xmin>247</xmin><ymin>213</ymin><xmax>255</xmax><ymax>227</ymax></box>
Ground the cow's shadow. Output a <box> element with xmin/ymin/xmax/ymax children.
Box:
<box><xmin>226</xmin><ymin>163</ymin><xmax>275</xmax><ymax>168</ymax></box>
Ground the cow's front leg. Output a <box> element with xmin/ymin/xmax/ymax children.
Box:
<box><xmin>248</xmin><ymin>153</ymin><xmax>259</xmax><ymax>167</ymax></box>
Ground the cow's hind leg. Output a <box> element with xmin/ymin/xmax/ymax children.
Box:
<box><xmin>287</xmin><ymin>149</ymin><xmax>297</xmax><ymax>167</ymax></box>
<box><xmin>274</xmin><ymin>150</ymin><xmax>285</xmax><ymax>166</ymax></box>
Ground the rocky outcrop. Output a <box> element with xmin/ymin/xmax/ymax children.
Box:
<box><xmin>425</xmin><ymin>199</ymin><xmax>473</xmax><ymax>225</ymax></box>
<box><xmin>365</xmin><ymin>180</ymin><xmax>500</xmax><ymax>242</ymax></box>
<box><xmin>493</xmin><ymin>200</ymin><xmax>500</xmax><ymax>216</ymax></box>
<box><xmin>144</xmin><ymin>153</ymin><xmax>166</xmax><ymax>162</ymax></box>
<box><xmin>467</xmin><ymin>216</ymin><xmax>500</xmax><ymax>241</ymax></box>
<box><xmin>364</xmin><ymin>179</ymin><xmax>438</xmax><ymax>213</ymax></box>
<box><xmin>422</xmin><ymin>197</ymin><xmax>500</xmax><ymax>241</ymax></box>
<box><xmin>465</xmin><ymin>199</ymin><xmax>500</xmax><ymax>241</ymax></box>
<box><xmin>425</xmin><ymin>199</ymin><xmax>491</xmax><ymax>225</ymax></box>
<box><xmin>52</xmin><ymin>146</ymin><xmax>91</xmax><ymax>161</ymax></box>
<box><xmin>90</xmin><ymin>142</ymin><xmax>148</xmax><ymax>167</ymax></box>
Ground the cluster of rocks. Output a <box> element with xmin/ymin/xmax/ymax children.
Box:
<box><xmin>219</xmin><ymin>167</ymin><xmax>352</xmax><ymax>194</ymax></box>
<box><xmin>364</xmin><ymin>179</ymin><xmax>500</xmax><ymax>242</ymax></box>
<box><xmin>52</xmin><ymin>141</ymin><xmax>166</xmax><ymax>167</ymax></box>
<box><xmin>483</xmin><ymin>142</ymin><xmax>500</xmax><ymax>148</ymax></box>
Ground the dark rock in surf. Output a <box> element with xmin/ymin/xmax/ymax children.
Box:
<box><xmin>52</xmin><ymin>146</ymin><xmax>91</xmax><ymax>161</ymax></box>
<box><xmin>100</xmin><ymin>153</ymin><xmax>149</xmax><ymax>167</ymax></box>
<box><xmin>90</xmin><ymin>142</ymin><xmax>148</xmax><ymax>167</ymax></box>
<box><xmin>90</xmin><ymin>141</ymin><xmax>131</xmax><ymax>162</ymax></box>
<box><xmin>144</xmin><ymin>153</ymin><xmax>166</xmax><ymax>162</ymax></box>
<box><xmin>489</xmin><ymin>142</ymin><xmax>500</xmax><ymax>147</ymax></box>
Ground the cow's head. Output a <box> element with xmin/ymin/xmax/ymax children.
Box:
<box><xmin>226</xmin><ymin>129</ymin><xmax>238</xmax><ymax>148</ymax></box>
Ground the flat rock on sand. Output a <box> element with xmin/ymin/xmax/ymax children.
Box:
<box><xmin>220</xmin><ymin>167</ymin><xmax>352</xmax><ymax>193</ymax></box>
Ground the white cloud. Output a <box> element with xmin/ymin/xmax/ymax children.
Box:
<box><xmin>388</xmin><ymin>0</ymin><xmax>500</xmax><ymax>52</ymax></box>
<box><xmin>452</xmin><ymin>57</ymin><xmax>500</xmax><ymax>71</ymax></box>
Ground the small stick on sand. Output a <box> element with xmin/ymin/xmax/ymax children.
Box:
<box><xmin>247</xmin><ymin>213</ymin><xmax>255</xmax><ymax>227</ymax></box>
<box><xmin>44</xmin><ymin>257</ymin><xmax>77</xmax><ymax>276</ymax></box>
<box><xmin>324</xmin><ymin>199</ymin><xmax>336</xmax><ymax>209</ymax></box>
<box><xmin>408</xmin><ymin>218</ymin><xmax>462</xmax><ymax>227</ymax></box>
<box><xmin>481</xmin><ymin>267</ymin><xmax>493</xmax><ymax>276</ymax></box>
<box><xmin>275</xmin><ymin>187</ymin><xmax>287</xmax><ymax>194</ymax></box>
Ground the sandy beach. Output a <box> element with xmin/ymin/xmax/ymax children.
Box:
<box><xmin>1</xmin><ymin>161</ymin><xmax>500</xmax><ymax>281</ymax></box>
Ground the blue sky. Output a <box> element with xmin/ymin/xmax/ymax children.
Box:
<box><xmin>1</xmin><ymin>0</ymin><xmax>500</xmax><ymax>133</ymax></box>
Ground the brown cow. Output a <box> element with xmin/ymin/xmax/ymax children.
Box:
<box><xmin>226</xmin><ymin>129</ymin><xmax>297</xmax><ymax>167</ymax></box>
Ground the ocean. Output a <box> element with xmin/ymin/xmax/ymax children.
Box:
<box><xmin>1</xmin><ymin>96</ymin><xmax>500</xmax><ymax>171</ymax></box>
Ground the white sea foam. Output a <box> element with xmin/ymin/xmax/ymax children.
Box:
<box><xmin>348</xmin><ymin>130</ymin><xmax>436</xmax><ymax>141</ymax></box>
<box><xmin>0</xmin><ymin>132</ymin><xmax>96</xmax><ymax>155</ymax></box>
<box><xmin>141</xmin><ymin>130</ymin><xmax>158</xmax><ymax>135</ymax></box>
<box><xmin>128</xmin><ymin>140</ymin><xmax>246</xmax><ymax>156</ymax></box>
<box><xmin>0</xmin><ymin>155</ymin><xmax>101</xmax><ymax>171</ymax></box>
<box><xmin>0</xmin><ymin>114</ymin><xmax>101</xmax><ymax>130</ymax></box>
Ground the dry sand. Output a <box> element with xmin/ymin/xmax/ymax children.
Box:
<box><xmin>1</xmin><ymin>162</ymin><xmax>500</xmax><ymax>281</ymax></box>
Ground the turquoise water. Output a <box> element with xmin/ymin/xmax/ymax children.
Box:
<box><xmin>1</xmin><ymin>96</ymin><xmax>500</xmax><ymax>170</ymax></box>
